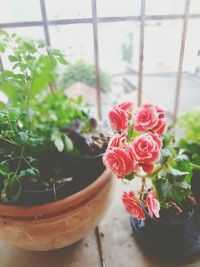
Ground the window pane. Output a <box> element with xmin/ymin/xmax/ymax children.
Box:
<box><xmin>143</xmin><ymin>20</ymin><xmax>182</xmax><ymax>115</ymax></box>
<box><xmin>179</xmin><ymin>19</ymin><xmax>200</xmax><ymax>116</ymax></box>
<box><xmin>98</xmin><ymin>22</ymin><xmax>139</xmax><ymax>117</ymax></box>
<box><xmin>49</xmin><ymin>24</ymin><xmax>102</xmax><ymax>117</ymax></box>
<box><xmin>49</xmin><ymin>24</ymin><xmax>93</xmax><ymax>63</ymax></box>
<box><xmin>45</xmin><ymin>0</ymin><xmax>92</xmax><ymax>20</ymax></box>
<box><xmin>97</xmin><ymin>0</ymin><xmax>141</xmax><ymax>17</ymax></box>
<box><xmin>0</xmin><ymin>0</ymin><xmax>41</xmax><ymax>23</ymax></box>
<box><xmin>190</xmin><ymin>0</ymin><xmax>200</xmax><ymax>14</ymax></box>
<box><xmin>146</xmin><ymin>0</ymin><xmax>185</xmax><ymax>15</ymax></box>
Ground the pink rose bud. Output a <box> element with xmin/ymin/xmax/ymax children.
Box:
<box><xmin>122</xmin><ymin>191</ymin><xmax>145</xmax><ymax>220</ymax></box>
<box><xmin>109</xmin><ymin>107</ymin><xmax>128</xmax><ymax>132</ymax></box>
<box><xmin>117</xmin><ymin>101</ymin><xmax>134</xmax><ymax>112</ymax></box>
<box><xmin>103</xmin><ymin>147</ymin><xmax>133</xmax><ymax>179</ymax></box>
<box><xmin>141</xmin><ymin>164</ymin><xmax>155</xmax><ymax>174</ymax></box>
<box><xmin>131</xmin><ymin>132</ymin><xmax>162</xmax><ymax>165</ymax></box>
<box><xmin>152</xmin><ymin>119</ymin><xmax>168</xmax><ymax>135</ymax></box>
<box><xmin>146</xmin><ymin>191</ymin><xmax>160</xmax><ymax>218</ymax></box>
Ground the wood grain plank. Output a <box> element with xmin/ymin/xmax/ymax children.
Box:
<box><xmin>99</xmin><ymin>179</ymin><xmax>200</xmax><ymax>267</ymax></box>
<box><xmin>0</xmin><ymin>230</ymin><xmax>101</xmax><ymax>267</ymax></box>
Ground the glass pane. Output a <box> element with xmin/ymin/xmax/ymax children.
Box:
<box><xmin>190</xmin><ymin>0</ymin><xmax>200</xmax><ymax>14</ymax></box>
<box><xmin>179</xmin><ymin>19</ymin><xmax>200</xmax><ymax>116</ymax></box>
<box><xmin>0</xmin><ymin>0</ymin><xmax>41</xmax><ymax>23</ymax></box>
<box><xmin>49</xmin><ymin>24</ymin><xmax>102</xmax><ymax>117</ymax></box>
<box><xmin>143</xmin><ymin>20</ymin><xmax>182</xmax><ymax>115</ymax></box>
<box><xmin>97</xmin><ymin>0</ymin><xmax>141</xmax><ymax>17</ymax></box>
<box><xmin>98</xmin><ymin>22</ymin><xmax>140</xmax><ymax>117</ymax></box>
<box><xmin>146</xmin><ymin>0</ymin><xmax>185</xmax><ymax>15</ymax></box>
<box><xmin>45</xmin><ymin>0</ymin><xmax>92</xmax><ymax>20</ymax></box>
<box><xmin>49</xmin><ymin>24</ymin><xmax>93</xmax><ymax>63</ymax></box>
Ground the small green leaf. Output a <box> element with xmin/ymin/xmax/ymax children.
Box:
<box><xmin>8</xmin><ymin>55</ymin><xmax>18</xmax><ymax>62</ymax></box>
<box><xmin>1</xmin><ymin>178</ymin><xmax>22</xmax><ymax>203</ymax></box>
<box><xmin>0</xmin><ymin>161</ymin><xmax>9</xmax><ymax>176</ymax></box>
<box><xmin>127</xmin><ymin>125</ymin><xmax>138</xmax><ymax>143</ymax></box>
<box><xmin>168</xmin><ymin>167</ymin><xmax>189</xmax><ymax>177</ymax></box>
<box><xmin>51</xmin><ymin>132</ymin><xmax>65</xmax><ymax>152</ymax></box>
<box><xmin>18</xmin><ymin>132</ymin><xmax>28</xmax><ymax>144</ymax></box>
<box><xmin>154</xmin><ymin>178</ymin><xmax>170</xmax><ymax>199</ymax></box>
<box><xmin>63</xmin><ymin>134</ymin><xmax>73</xmax><ymax>152</ymax></box>
<box><xmin>57</xmin><ymin>56</ymin><xmax>68</xmax><ymax>65</ymax></box>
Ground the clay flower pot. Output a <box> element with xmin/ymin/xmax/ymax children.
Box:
<box><xmin>0</xmin><ymin>169</ymin><xmax>114</xmax><ymax>251</ymax></box>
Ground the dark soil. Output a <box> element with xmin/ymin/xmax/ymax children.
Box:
<box><xmin>17</xmin><ymin>132</ymin><xmax>108</xmax><ymax>205</ymax></box>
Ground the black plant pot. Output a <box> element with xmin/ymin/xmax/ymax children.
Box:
<box><xmin>19</xmin><ymin>154</ymin><xmax>105</xmax><ymax>205</ymax></box>
<box><xmin>131</xmin><ymin>206</ymin><xmax>200</xmax><ymax>259</ymax></box>
<box><xmin>191</xmin><ymin>170</ymin><xmax>200</xmax><ymax>203</ymax></box>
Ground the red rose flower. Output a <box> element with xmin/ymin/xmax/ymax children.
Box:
<box><xmin>130</xmin><ymin>132</ymin><xmax>162</xmax><ymax>165</ymax></box>
<box><xmin>143</xmin><ymin>104</ymin><xmax>165</xmax><ymax>119</ymax></box>
<box><xmin>152</xmin><ymin>118</ymin><xmax>167</xmax><ymax>135</ymax></box>
<box><xmin>109</xmin><ymin>107</ymin><xmax>128</xmax><ymax>132</ymax></box>
<box><xmin>103</xmin><ymin>147</ymin><xmax>133</xmax><ymax>178</ymax></box>
<box><xmin>133</xmin><ymin>104</ymin><xmax>159</xmax><ymax>132</ymax></box>
<box><xmin>146</xmin><ymin>191</ymin><xmax>160</xmax><ymax>218</ymax></box>
<box><xmin>108</xmin><ymin>132</ymin><xmax>127</xmax><ymax>149</ymax></box>
<box><xmin>122</xmin><ymin>191</ymin><xmax>145</xmax><ymax>220</ymax></box>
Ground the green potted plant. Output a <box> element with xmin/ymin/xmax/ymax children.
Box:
<box><xmin>103</xmin><ymin>102</ymin><xmax>200</xmax><ymax>258</ymax></box>
<box><xmin>0</xmin><ymin>30</ymin><xmax>113</xmax><ymax>251</ymax></box>
<box><xmin>177</xmin><ymin>110</ymin><xmax>200</xmax><ymax>202</ymax></box>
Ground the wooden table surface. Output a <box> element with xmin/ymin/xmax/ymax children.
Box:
<box><xmin>1</xmin><ymin>179</ymin><xmax>200</xmax><ymax>267</ymax></box>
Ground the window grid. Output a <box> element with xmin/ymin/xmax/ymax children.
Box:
<box><xmin>0</xmin><ymin>0</ymin><xmax>195</xmax><ymax>120</ymax></box>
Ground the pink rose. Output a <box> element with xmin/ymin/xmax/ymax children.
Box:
<box><xmin>126</xmin><ymin>145</ymin><xmax>140</xmax><ymax>173</ymax></box>
<box><xmin>131</xmin><ymin>132</ymin><xmax>162</xmax><ymax>165</ymax></box>
<box><xmin>117</xmin><ymin>101</ymin><xmax>134</xmax><ymax>112</ymax></box>
<box><xmin>108</xmin><ymin>132</ymin><xmax>127</xmax><ymax>149</ymax></box>
<box><xmin>143</xmin><ymin>104</ymin><xmax>165</xmax><ymax>119</ymax></box>
<box><xmin>109</xmin><ymin>107</ymin><xmax>127</xmax><ymax>132</ymax></box>
<box><xmin>152</xmin><ymin>119</ymin><xmax>167</xmax><ymax>135</ymax></box>
<box><xmin>133</xmin><ymin>104</ymin><xmax>159</xmax><ymax>132</ymax></box>
<box><xmin>141</xmin><ymin>164</ymin><xmax>155</xmax><ymax>174</ymax></box>
<box><xmin>103</xmin><ymin>147</ymin><xmax>133</xmax><ymax>178</ymax></box>
<box><xmin>146</xmin><ymin>191</ymin><xmax>160</xmax><ymax>218</ymax></box>
<box><xmin>122</xmin><ymin>191</ymin><xmax>145</xmax><ymax>220</ymax></box>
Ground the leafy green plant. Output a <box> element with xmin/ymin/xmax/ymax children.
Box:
<box><xmin>178</xmin><ymin>110</ymin><xmax>200</xmax><ymax>168</ymax></box>
<box><xmin>0</xmin><ymin>30</ymin><xmax>95</xmax><ymax>203</ymax></box>
<box><xmin>59</xmin><ymin>60</ymin><xmax>111</xmax><ymax>92</ymax></box>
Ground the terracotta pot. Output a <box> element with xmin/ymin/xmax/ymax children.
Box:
<box><xmin>0</xmin><ymin>169</ymin><xmax>114</xmax><ymax>251</ymax></box>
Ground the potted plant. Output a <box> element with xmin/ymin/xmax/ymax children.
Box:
<box><xmin>177</xmin><ymin>110</ymin><xmax>200</xmax><ymax>202</ymax></box>
<box><xmin>0</xmin><ymin>30</ymin><xmax>114</xmax><ymax>251</ymax></box>
<box><xmin>103</xmin><ymin>102</ymin><xmax>200</xmax><ymax>258</ymax></box>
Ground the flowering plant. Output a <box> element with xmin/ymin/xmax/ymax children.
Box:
<box><xmin>103</xmin><ymin>102</ymin><xmax>197</xmax><ymax>220</ymax></box>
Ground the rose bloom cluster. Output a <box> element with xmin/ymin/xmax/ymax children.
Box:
<box><xmin>103</xmin><ymin>101</ymin><xmax>167</xmax><ymax>220</ymax></box>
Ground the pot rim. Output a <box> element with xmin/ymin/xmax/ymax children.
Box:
<box><xmin>143</xmin><ymin>206</ymin><xmax>194</xmax><ymax>226</ymax></box>
<box><xmin>0</xmin><ymin>169</ymin><xmax>111</xmax><ymax>219</ymax></box>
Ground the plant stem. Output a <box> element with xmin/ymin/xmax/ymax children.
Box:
<box><xmin>13</xmin><ymin>146</ymin><xmax>24</xmax><ymax>178</ymax></box>
<box><xmin>22</xmin><ymin>156</ymin><xmax>36</xmax><ymax>170</ymax></box>
<box><xmin>0</xmin><ymin>137</ymin><xmax>19</xmax><ymax>146</ymax></box>
<box><xmin>25</xmin><ymin>81</ymin><xmax>32</xmax><ymax>128</ymax></box>
<box><xmin>191</xmin><ymin>163</ymin><xmax>200</xmax><ymax>170</ymax></box>
<box><xmin>139</xmin><ymin>176</ymin><xmax>146</xmax><ymax>200</ymax></box>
